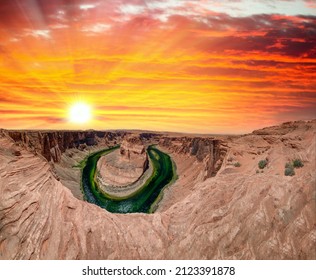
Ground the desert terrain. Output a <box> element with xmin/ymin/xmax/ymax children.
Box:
<box><xmin>0</xmin><ymin>120</ymin><xmax>315</xmax><ymax>259</ymax></box>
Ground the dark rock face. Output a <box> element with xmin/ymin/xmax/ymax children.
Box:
<box><xmin>158</xmin><ymin>136</ymin><xmax>227</xmax><ymax>179</ymax></box>
<box><xmin>7</xmin><ymin>131</ymin><xmax>123</xmax><ymax>162</ymax></box>
<box><xmin>139</xmin><ymin>133</ymin><xmax>160</xmax><ymax>141</ymax></box>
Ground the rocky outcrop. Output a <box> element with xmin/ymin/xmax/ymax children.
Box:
<box><xmin>97</xmin><ymin>135</ymin><xmax>148</xmax><ymax>187</ymax></box>
<box><xmin>159</xmin><ymin>136</ymin><xmax>227</xmax><ymax>179</ymax></box>
<box><xmin>120</xmin><ymin>135</ymin><xmax>145</xmax><ymax>158</ymax></box>
<box><xmin>6</xmin><ymin>131</ymin><xmax>123</xmax><ymax>163</ymax></box>
<box><xmin>1</xmin><ymin>120</ymin><xmax>315</xmax><ymax>260</ymax></box>
<box><xmin>252</xmin><ymin>120</ymin><xmax>313</xmax><ymax>136</ymax></box>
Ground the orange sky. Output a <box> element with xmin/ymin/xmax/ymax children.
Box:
<box><xmin>0</xmin><ymin>0</ymin><xmax>315</xmax><ymax>133</ymax></box>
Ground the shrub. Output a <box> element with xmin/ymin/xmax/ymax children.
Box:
<box><xmin>258</xmin><ymin>159</ymin><xmax>268</xmax><ymax>169</ymax></box>
<box><xmin>256</xmin><ymin>170</ymin><xmax>259</xmax><ymax>174</ymax></box>
<box><xmin>284</xmin><ymin>159</ymin><xmax>303</xmax><ymax>174</ymax></box>
<box><xmin>293</xmin><ymin>159</ymin><xmax>304</xmax><ymax>168</ymax></box>
<box><xmin>234</xmin><ymin>162</ymin><xmax>241</xmax><ymax>167</ymax></box>
<box><xmin>285</xmin><ymin>166</ymin><xmax>295</xmax><ymax>176</ymax></box>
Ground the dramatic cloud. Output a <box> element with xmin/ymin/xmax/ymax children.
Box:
<box><xmin>0</xmin><ymin>0</ymin><xmax>315</xmax><ymax>133</ymax></box>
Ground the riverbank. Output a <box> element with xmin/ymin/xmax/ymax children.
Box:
<box><xmin>80</xmin><ymin>145</ymin><xmax>177</xmax><ymax>213</ymax></box>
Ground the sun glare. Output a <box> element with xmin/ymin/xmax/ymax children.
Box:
<box><xmin>69</xmin><ymin>102</ymin><xmax>92</xmax><ymax>124</ymax></box>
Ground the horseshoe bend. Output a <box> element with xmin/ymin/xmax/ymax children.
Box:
<box><xmin>82</xmin><ymin>140</ymin><xmax>177</xmax><ymax>213</ymax></box>
<box><xmin>0</xmin><ymin>120</ymin><xmax>315</xmax><ymax>259</ymax></box>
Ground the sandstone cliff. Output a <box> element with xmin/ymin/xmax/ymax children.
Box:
<box><xmin>6</xmin><ymin>130</ymin><xmax>124</xmax><ymax>163</ymax></box>
<box><xmin>97</xmin><ymin>134</ymin><xmax>148</xmax><ymax>187</ymax></box>
<box><xmin>0</xmin><ymin>120</ymin><xmax>315</xmax><ymax>259</ymax></box>
<box><xmin>159</xmin><ymin>136</ymin><xmax>227</xmax><ymax>179</ymax></box>
<box><xmin>120</xmin><ymin>135</ymin><xmax>146</xmax><ymax>158</ymax></box>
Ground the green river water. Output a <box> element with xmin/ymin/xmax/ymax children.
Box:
<box><xmin>81</xmin><ymin>146</ymin><xmax>176</xmax><ymax>213</ymax></box>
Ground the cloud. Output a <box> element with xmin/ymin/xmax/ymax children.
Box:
<box><xmin>79</xmin><ymin>4</ymin><xmax>98</xmax><ymax>11</ymax></box>
<box><xmin>81</xmin><ymin>23</ymin><xmax>111</xmax><ymax>34</ymax></box>
<box><xmin>119</xmin><ymin>4</ymin><xmax>146</xmax><ymax>15</ymax></box>
<box><xmin>169</xmin><ymin>13</ymin><xmax>316</xmax><ymax>59</ymax></box>
<box><xmin>0</xmin><ymin>0</ymin><xmax>315</xmax><ymax>132</ymax></box>
<box><xmin>25</xmin><ymin>29</ymin><xmax>51</xmax><ymax>39</ymax></box>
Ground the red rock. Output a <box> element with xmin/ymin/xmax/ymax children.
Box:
<box><xmin>0</xmin><ymin>120</ymin><xmax>315</xmax><ymax>259</ymax></box>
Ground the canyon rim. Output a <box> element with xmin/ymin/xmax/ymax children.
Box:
<box><xmin>0</xmin><ymin>120</ymin><xmax>315</xmax><ymax>259</ymax></box>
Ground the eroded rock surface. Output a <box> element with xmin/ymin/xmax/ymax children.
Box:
<box><xmin>6</xmin><ymin>130</ymin><xmax>123</xmax><ymax>163</ymax></box>
<box><xmin>97</xmin><ymin>135</ymin><xmax>148</xmax><ymax>187</ymax></box>
<box><xmin>0</xmin><ymin>120</ymin><xmax>315</xmax><ymax>260</ymax></box>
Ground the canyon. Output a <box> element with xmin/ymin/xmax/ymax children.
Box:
<box><xmin>0</xmin><ymin>120</ymin><xmax>315</xmax><ymax>259</ymax></box>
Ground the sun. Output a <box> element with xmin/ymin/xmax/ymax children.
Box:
<box><xmin>69</xmin><ymin>102</ymin><xmax>92</xmax><ymax>124</ymax></box>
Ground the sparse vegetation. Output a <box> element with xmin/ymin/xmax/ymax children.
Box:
<box><xmin>293</xmin><ymin>159</ymin><xmax>304</xmax><ymax>168</ymax></box>
<box><xmin>258</xmin><ymin>159</ymin><xmax>268</xmax><ymax>169</ymax></box>
<box><xmin>284</xmin><ymin>159</ymin><xmax>304</xmax><ymax>176</ymax></box>
<box><xmin>285</xmin><ymin>166</ymin><xmax>295</xmax><ymax>176</ymax></box>
<box><xmin>256</xmin><ymin>169</ymin><xmax>259</xmax><ymax>174</ymax></box>
<box><xmin>234</xmin><ymin>162</ymin><xmax>241</xmax><ymax>167</ymax></box>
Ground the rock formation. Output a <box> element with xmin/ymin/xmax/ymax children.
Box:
<box><xmin>120</xmin><ymin>134</ymin><xmax>146</xmax><ymax>159</ymax></box>
<box><xmin>97</xmin><ymin>134</ymin><xmax>148</xmax><ymax>187</ymax></box>
<box><xmin>6</xmin><ymin>130</ymin><xmax>124</xmax><ymax>163</ymax></box>
<box><xmin>159</xmin><ymin>136</ymin><xmax>227</xmax><ymax>179</ymax></box>
<box><xmin>0</xmin><ymin>120</ymin><xmax>315</xmax><ymax>259</ymax></box>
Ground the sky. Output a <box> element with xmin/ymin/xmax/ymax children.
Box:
<box><xmin>0</xmin><ymin>0</ymin><xmax>315</xmax><ymax>134</ymax></box>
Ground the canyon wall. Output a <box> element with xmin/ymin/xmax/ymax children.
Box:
<box><xmin>4</xmin><ymin>130</ymin><xmax>227</xmax><ymax>200</ymax></box>
<box><xmin>6</xmin><ymin>131</ymin><xmax>124</xmax><ymax>163</ymax></box>
<box><xmin>159</xmin><ymin>136</ymin><xmax>228</xmax><ymax>179</ymax></box>
<box><xmin>0</xmin><ymin>120</ymin><xmax>315</xmax><ymax>259</ymax></box>
<box><xmin>5</xmin><ymin>130</ymin><xmax>226</xmax><ymax>180</ymax></box>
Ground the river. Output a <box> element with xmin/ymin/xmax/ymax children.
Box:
<box><xmin>81</xmin><ymin>145</ymin><xmax>176</xmax><ymax>213</ymax></box>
